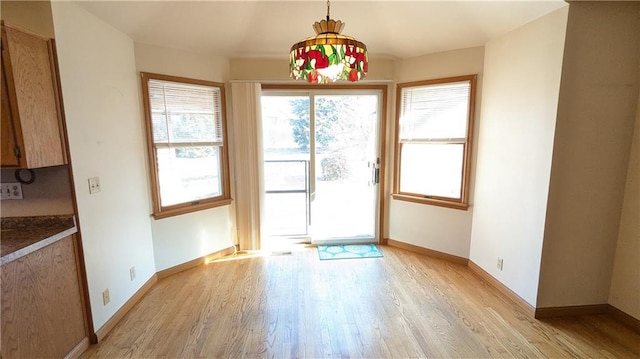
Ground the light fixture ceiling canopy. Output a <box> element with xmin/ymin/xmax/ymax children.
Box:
<box><xmin>289</xmin><ymin>0</ymin><xmax>368</xmax><ymax>84</ymax></box>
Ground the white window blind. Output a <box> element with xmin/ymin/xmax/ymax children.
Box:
<box><xmin>399</xmin><ymin>81</ymin><xmax>470</xmax><ymax>142</ymax></box>
<box><xmin>148</xmin><ymin>79</ymin><xmax>224</xmax><ymax>145</ymax></box>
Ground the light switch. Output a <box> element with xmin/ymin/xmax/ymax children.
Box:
<box><xmin>0</xmin><ymin>182</ymin><xmax>23</xmax><ymax>200</ymax></box>
<box><xmin>88</xmin><ymin>176</ymin><xmax>101</xmax><ymax>194</ymax></box>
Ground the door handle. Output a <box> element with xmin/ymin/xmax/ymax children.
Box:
<box><xmin>371</xmin><ymin>163</ymin><xmax>379</xmax><ymax>185</ymax></box>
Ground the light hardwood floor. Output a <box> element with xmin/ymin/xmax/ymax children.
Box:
<box><xmin>81</xmin><ymin>245</ymin><xmax>639</xmax><ymax>358</ymax></box>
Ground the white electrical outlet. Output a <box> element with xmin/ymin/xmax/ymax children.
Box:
<box><xmin>497</xmin><ymin>258</ymin><xmax>504</xmax><ymax>271</ymax></box>
<box><xmin>88</xmin><ymin>176</ymin><xmax>101</xmax><ymax>194</ymax></box>
<box><xmin>102</xmin><ymin>289</ymin><xmax>110</xmax><ymax>305</ymax></box>
<box><xmin>130</xmin><ymin>266</ymin><xmax>136</xmax><ymax>281</ymax></box>
<box><xmin>1</xmin><ymin>182</ymin><xmax>23</xmax><ymax>200</ymax></box>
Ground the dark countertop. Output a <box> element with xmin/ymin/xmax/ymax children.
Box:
<box><xmin>1</xmin><ymin>215</ymin><xmax>77</xmax><ymax>265</ymax></box>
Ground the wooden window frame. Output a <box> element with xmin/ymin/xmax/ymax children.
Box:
<box><xmin>141</xmin><ymin>72</ymin><xmax>231</xmax><ymax>219</ymax></box>
<box><xmin>392</xmin><ymin>75</ymin><xmax>476</xmax><ymax>210</ymax></box>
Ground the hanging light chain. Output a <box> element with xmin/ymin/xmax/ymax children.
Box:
<box><xmin>326</xmin><ymin>0</ymin><xmax>331</xmax><ymax>21</ymax></box>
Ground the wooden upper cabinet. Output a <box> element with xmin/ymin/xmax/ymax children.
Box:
<box><xmin>1</xmin><ymin>23</ymin><xmax>66</xmax><ymax>169</ymax></box>
<box><xmin>1</xmin><ymin>63</ymin><xmax>20</xmax><ymax>167</ymax></box>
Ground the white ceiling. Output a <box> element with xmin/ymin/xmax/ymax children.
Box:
<box><xmin>76</xmin><ymin>0</ymin><xmax>567</xmax><ymax>60</ymax></box>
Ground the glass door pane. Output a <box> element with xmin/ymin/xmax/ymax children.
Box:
<box><xmin>261</xmin><ymin>96</ymin><xmax>310</xmax><ymax>239</ymax></box>
<box><xmin>311</xmin><ymin>94</ymin><xmax>379</xmax><ymax>243</ymax></box>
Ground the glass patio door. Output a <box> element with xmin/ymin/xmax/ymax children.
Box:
<box><xmin>310</xmin><ymin>94</ymin><xmax>379</xmax><ymax>244</ymax></box>
<box><xmin>261</xmin><ymin>91</ymin><xmax>381</xmax><ymax>245</ymax></box>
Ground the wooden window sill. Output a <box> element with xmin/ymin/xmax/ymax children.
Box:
<box><xmin>391</xmin><ymin>193</ymin><xmax>469</xmax><ymax>211</ymax></box>
<box><xmin>152</xmin><ymin>198</ymin><xmax>233</xmax><ymax>220</ymax></box>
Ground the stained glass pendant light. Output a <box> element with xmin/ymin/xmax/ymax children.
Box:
<box><xmin>289</xmin><ymin>0</ymin><xmax>368</xmax><ymax>83</ymax></box>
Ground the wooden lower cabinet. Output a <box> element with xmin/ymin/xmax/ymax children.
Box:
<box><xmin>1</xmin><ymin>235</ymin><xmax>88</xmax><ymax>358</ymax></box>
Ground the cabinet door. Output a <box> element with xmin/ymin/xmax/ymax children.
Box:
<box><xmin>1</xmin><ymin>59</ymin><xmax>20</xmax><ymax>167</ymax></box>
<box><xmin>2</xmin><ymin>25</ymin><xmax>65</xmax><ymax>168</ymax></box>
<box><xmin>1</xmin><ymin>235</ymin><xmax>87</xmax><ymax>358</ymax></box>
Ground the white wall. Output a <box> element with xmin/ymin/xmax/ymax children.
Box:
<box><xmin>393</xmin><ymin>47</ymin><xmax>485</xmax><ymax>85</ymax></box>
<box><xmin>51</xmin><ymin>2</ymin><xmax>156</xmax><ymax>330</ymax></box>
<box><xmin>388</xmin><ymin>46</ymin><xmax>484</xmax><ymax>258</ymax></box>
<box><xmin>537</xmin><ymin>2</ymin><xmax>640</xmax><ymax>308</ymax></box>
<box><xmin>134</xmin><ymin>42</ymin><xmax>229</xmax><ymax>83</ymax></box>
<box><xmin>1</xmin><ymin>0</ymin><xmax>55</xmax><ymax>38</ymax></box>
<box><xmin>150</xmin><ymin>206</ymin><xmax>233</xmax><ymax>270</ymax></box>
<box><xmin>0</xmin><ymin>166</ymin><xmax>73</xmax><ymax>217</ymax></box>
<box><xmin>469</xmin><ymin>7</ymin><xmax>568</xmax><ymax>306</ymax></box>
<box><xmin>608</xmin><ymin>88</ymin><xmax>640</xmax><ymax>320</ymax></box>
<box><xmin>389</xmin><ymin>200</ymin><xmax>475</xmax><ymax>258</ymax></box>
<box><xmin>229</xmin><ymin>57</ymin><xmax>395</xmax><ymax>82</ymax></box>
<box><xmin>134</xmin><ymin>43</ymin><xmax>235</xmax><ymax>271</ymax></box>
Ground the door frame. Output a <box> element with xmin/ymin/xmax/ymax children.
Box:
<box><xmin>261</xmin><ymin>84</ymin><xmax>388</xmax><ymax>245</ymax></box>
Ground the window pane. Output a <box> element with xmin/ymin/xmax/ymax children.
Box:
<box><xmin>263</xmin><ymin>193</ymin><xmax>308</xmax><ymax>236</ymax></box>
<box><xmin>151</xmin><ymin>113</ymin><xmax>168</xmax><ymax>142</ymax></box>
<box><xmin>143</xmin><ymin>73</ymin><xmax>230</xmax><ymax>218</ymax></box>
<box><xmin>264</xmin><ymin>160</ymin><xmax>308</xmax><ymax>192</ymax></box>
<box><xmin>399</xmin><ymin>143</ymin><xmax>464</xmax><ymax>199</ymax></box>
<box><xmin>399</xmin><ymin>81</ymin><xmax>470</xmax><ymax>140</ymax></box>
<box><xmin>156</xmin><ymin>146</ymin><xmax>221</xmax><ymax>207</ymax></box>
<box><xmin>261</xmin><ymin>95</ymin><xmax>311</xmax><ymax>237</ymax></box>
<box><xmin>261</xmin><ymin>96</ymin><xmax>310</xmax><ymax>158</ymax></box>
<box><xmin>168</xmin><ymin>112</ymin><xmax>217</xmax><ymax>143</ymax></box>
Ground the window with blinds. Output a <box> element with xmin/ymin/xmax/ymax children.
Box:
<box><xmin>393</xmin><ymin>75</ymin><xmax>476</xmax><ymax>210</ymax></box>
<box><xmin>141</xmin><ymin>72</ymin><xmax>231</xmax><ymax>219</ymax></box>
